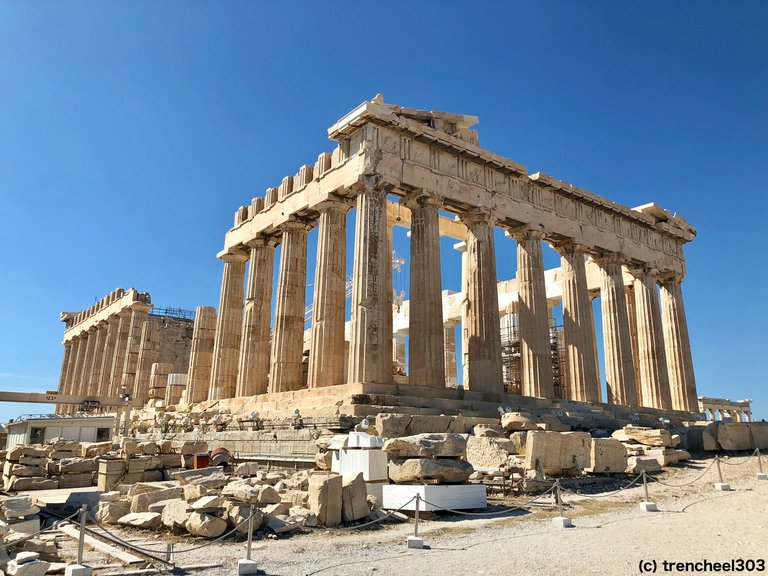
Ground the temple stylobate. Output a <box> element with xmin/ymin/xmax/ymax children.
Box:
<box><xmin>197</xmin><ymin>95</ymin><xmax>698</xmax><ymax>421</ymax></box>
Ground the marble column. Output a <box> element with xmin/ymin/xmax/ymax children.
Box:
<box><xmin>109</xmin><ymin>309</ymin><xmax>132</xmax><ymax>395</ymax></box>
<box><xmin>96</xmin><ymin>316</ymin><xmax>120</xmax><ymax>399</ymax></box>
<box><xmin>88</xmin><ymin>321</ymin><xmax>108</xmax><ymax>397</ymax></box>
<box><xmin>659</xmin><ymin>275</ymin><xmax>697</xmax><ymax>412</ymax></box>
<box><xmin>76</xmin><ymin>327</ymin><xmax>97</xmax><ymax>397</ymax></box>
<box><xmin>631</xmin><ymin>268</ymin><xmax>672</xmax><ymax>410</ymax></box>
<box><xmin>393</xmin><ymin>335</ymin><xmax>407</xmax><ymax>375</ymax></box>
<box><xmin>459</xmin><ymin>211</ymin><xmax>503</xmax><ymax>393</ymax></box>
<box><xmin>405</xmin><ymin>194</ymin><xmax>445</xmax><ymax>388</ymax></box>
<box><xmin>237</xmin><ymin>237</ymin><xmax>277</xmax><ymax>396</ymax></box>
<box><xmin>557</xmin><ymin>244</ymin><xmax>600</xmax><ymax>403</ymax></box>
<box><xmin>56</xmin><ymin>341</ymin><xmax>73</xmax><ymax>414</ymax></box>
<box><xmin>595</xmin><ymin>255</ymin><xmax>637</xmax><ymax>405</ymax></box>
<box><xmin>269</xmin><ymin>219</ymin><xmax>312</xmax><ymax>393</ymax></box>
<box><xmin>209</xmin><ymin>251</ymin><xmax>248</xmax><ymax>400</ymax></box>
<box><xmin>454</xmin><ymin>241</ymin><xmax>470</xmax><ymax>388</ymax></box>
<box><xmin>625</xmin><ymin>285</ymin><xmax>643</xmax><ymax>403</ymax></box>
<box><xmin>443</xmin><ymin>320</ymin><xmax>459</xmax><ymax>387</ymax></box>
<box><xmin>348</xmin><ymin>181</ymin><xmax>393</xmax><ymax>385</ymax></box>
<box><xmin>121</xmin><ymin>302</ymin><xmax>152</xmax><ymax>396</ymax></box>
<box><xmin>513</xmin><ymin>229</ymin><xmax>554</xmax><ymax>398</ymax></box>
<box><xmin>308</xmin><ymin>202</ymin><xmax>348</xmax><ymax>388</ymax></box>
<box><xmin>135</xmin><ymin>320</ymin><xmax>160</xmax><ymax>405</ymax></box>
<box><xmin>186</xmin><ymin>306</ymin><xmax>217</xmax><ymax>404</ymax></box>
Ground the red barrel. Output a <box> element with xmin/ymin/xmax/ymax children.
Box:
<box><xmin>193</xmin><ymin>452</ymin><xmax>210</xmax><ymax>469</ymax></box>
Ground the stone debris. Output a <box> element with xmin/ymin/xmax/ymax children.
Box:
<box><xmin>388</xmin><ymin>458</ymin><xmax>474</xmax><ymax>483</ymax></box>
<box><xmin>383</xmin><ymin>433</ymin><xmax>467</xmax><ymax>458</ymax></box>
<box><xmin>611</xmin><ymin>426</ymin><xmax>674</xmax><ymax>447</ymax></box>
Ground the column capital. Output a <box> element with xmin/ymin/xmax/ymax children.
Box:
<box><xmin>220</xmin><ymin>249</ymin><xmax>249</xmax><ymax>264</ymax></box>
<box><xmin>315</xmin><ymin>195</ymin><xmax>354</xmax><ymax>215</ymax></box>
<box><xmin>351</xmin><ymin>174</ymin><xmax>390</xmax><ymax>197</ymax></box>
<box><xmin>400</xmin><ymin>190</ymin><xmax>444</xmax><ymax>210</ymax></box>
<box><xmin>246</xmin><ymin>234</ymin><xmax>279</xmax><ymax>250</ymax></box>
<box><xmin>277</xmin><ymin>216</ymin><xmax>314</xmax><ymax>234</ymax></box>
<box><xmin>443</xmin><ymin>318</ymin><xmax>460</xmax><ymax>328</ymax></box>
<box><xmin>591</xmin><ymin>251</ymin><xmax>630</xmax><ymax>268</ymax></box>
<box><xmin>656</xmin><ymin>270</ymin><xmax>685</xmax><ymax>285</ymax></box>
<box><xmin>549</xmin><ymin>239</ymin><xmax>592</xmax><ymax>256</ymax></box>
<box><xmin>458</xmin><ymin>208</ymin><xmax>496</xmax><ymax>228</ymax></box>
<box><xmin>129</xmin><ymin>301</ymin><xmax>153</xmax><ymax>314</ymax></box>
<box><xmin>626</xmin><ymin>264</ymin><xmax>660</xmax><ymax>280</ymax></box>
<box><xmin>504</xmin><ymin>225</ymin><xmax>546</xmax><ymax>243</ymax></box>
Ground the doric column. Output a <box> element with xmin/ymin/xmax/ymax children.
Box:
<box><xmin>209</xmin><ymin>250</ymin><xmax>248</xmax><ymax>400</ymax></box>
<box><xmin>135</xmin><ymin>320</ymin><xmax>160</xmax><ymax>405</ymax></box>
<box><xmin>630</xmin><ymin>267</ymin><xmax>672</xmax><ymax>410</ymax></box>
<box><xmin>186</xmin><ymin>306</ymin><xmax>217</xmax><ymax>404</ymax></box>
<box><xmin>458</xmin><ymin>210</ymin><xmax>502</xmax><ymax>393</ymax></box>
<box><xmin>555</xmin><ymin>243</ymin><xmax>600</xmax><ymax>402</ymax></box>
<box><xmin>404</xmin><ymin>194</ymin><xmax>445</xmax><ymax>388</ymax></box>
<box><xmin>55</xmin><ymin>341</ymin><xmax>73</xmax><ymax>414</ymax></box>
<box><xmin>121</xmin><ymin>302</ymin><xmax>152</xmax><ymax>396</ymax></box>
<box><xmin>308</xmin><ymin>201</ymin><xmax>349</xmax><ymax>388</ymax></box>
<box><xmin>625</xmin><ymin>285</ymin><xmax>643</xmax><ymax>402</ymax></box>
<box><xmin>65</xmin><ymin>336</ymin><xmax>87</xmax><ymax>413</ymax></box>
<box><xmin>454</xmin><ymin>241</ymin><xmax>470</xmax><ymax>388</ymax></box>
<box><xmin>512</xmin><ymin>229</ymin><xmax>553</xmax><ymax>398</ymax></box>
<box><xmin>96</xmin><ymin>316</ymin><xmax>120</xmax><ymax>399</ymax></box>
<box><xmin>595</xmin><ymin>254</ymin><xmax>637</xmax><ymax>405</ymax></box>
<box><xmin>269</xmin><ymin>219</ymin><xmax>312</xmax><ymax>393</ymax></box>
<box><xmin>659</xmin><ymin>274</ymin><xmax>697</xmax><ymax>411</ymax></box>
<box><xmin>443</xmin><ymin>320</ymin><xmax>459</xmax><ymax>387</ymax></box>
<box><xmin>393</xmin><ymin>335</ymin><xmax>407</xmax><ymax>375</ymax></box>
<box><xmin>88</xmin><ymin>321</ymin><xmax>108</xmax><ymax>397</ymax></box>
<box><xmin>237</xmin><ymin>236</ymin><xmax>277</xmax><ymax>396</ymax></box>
<box><xmin>109</xmin><ymin>309</ymin><xmax>132</xmax><ymax>394</ymax></box>
<box><xmin>76</xmin><ymin>327</ymin><xmax>97</xmax><ymax>396</ymax></box>
<box><xmin>348</xmin><ymin>180</ymin><xmax>393</xmax><ymax>385</ymax></box>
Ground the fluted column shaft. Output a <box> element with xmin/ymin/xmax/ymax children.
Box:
<box><xmin>625</xmin><ymin>286</ymin><xmax>643</xmax><ymax>401</ymax></box>
<box><xmin>269</xmin><ymin>220</ymin><xmax>312</xmax><ymax>393</ymax></box>
<box><xmin>76</xmin><ymin>328</ymin><xmax>97</xmax><ymax>396</ymax></box>
<box><xmin>660</xmin><ymin>276</ymin><xmax>697</xmax><ymax>411</ymax></box>
<box><xmin>308</xmin><ymin>203</ymin><xmax>348</xmax><ymax>388</ymax></box>
<box><xmin>454</xmin><ymin>242</ymin><xmax>470</xmax><ymax>388</ymax></box>
<box><xmin>632</xmin><ymin>269</ymin><xmax>672</xmax><ymax>410</ymax></box>
<box><xmin>237</xmin><ymin>238</ymin><xmax>277</xmax><ymax>396</ymax></box>
<box><xmin>596</xmin><ymin>256</ymin><xmax>638</xmax><ymax>405</ymax></box>
<box><xmin>558</xmin><ymin>245</ymin><xmax>600</xmax><ymax>402</ymax></box>
<box><xmin>209</xmin><ymin>251</ymin><xmax>248</xmax><ymax>400</ymax></box>
<box><xmin>121</xmin><ymin>303</ymin><xmax>152</xmax><ymax>395</ymax></box>
<box><xmin>109</xmin><ymin>309</ymin><xmax>132</xmax><ymax>394</ymax></box>
<box><xmin>56</xmin><ymin>341</ymin><xmax>73</xmax><ymax>414</ymax></box>
<box><xmin>514</xmin><ymin>230</ymin><xmax>554</xmax><ymax>398</ymax></box>
<box><xmin>443</xmin><ymin>320</ymin><xmax>459</xmax><ymax>386</ymax></box>
<box><xmin>88</xmin><ymin>321</ymin><xmax>108</xmax><ymax>396</ymax></box>
<box><xmin>96</xmin><ymin>316</ymin><xmax>120</xmax><ymax>399</ymax></box>
<box><xmin>406</xmin><ymin>195</ymin><xmax>445</xmax><ymax>387</ymax></box>
<box><xmin>187</xmin><ymin>306</ymin><xmax>217</xmax><ymax>404</ymax></box>
<box><xmin>348</xmin><ymin>182</ymin><xmax>392</xmax><ymax>385</ymax></box>
<box><xmin>135</xmin><ymin>320</ymin><xmax>160</xmax><ymax>405</ymax></box>
<box><xmin>459</xmin><ymin>211</ymin><xmax>502</xmax><ymax>393</ymax></box>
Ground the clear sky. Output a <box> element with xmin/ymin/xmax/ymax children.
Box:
<box><xmin>1</xmin><ymin>1</ymin><xmax>766</xmax><ymax>424</ymax></box>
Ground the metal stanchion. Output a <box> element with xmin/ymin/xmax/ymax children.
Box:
<box><xmin>552</xmin><ymin>480</ymin><xmax>572</xmax><ymax>528</ymax></box>
<box><xmin>165</xmin><ymin>543</ymin><xmax>173</xmax><ymax>563</ymax></box>
<box><xmin>238</xmin><ymin>505</ymin><xmax>259</xmax><ymax>575</ymax></box>
<box><xmin>64</xmin><ymin>505</ymin><xmax>93</xmax><ymax>576</ymax></box>
<box><xmin>639</xmin><ymin>470</ymin><xmax>658</xmax><ymax>511</ymax></box>
<box><xmin>756</xmin><ymin>449</ymin><xmax>767</xmax><ymax>481</ymax></box>
<box><xmin>714</xmin><ymin>455</ymin><xmax>731</xmax><ymax>491</ymax></box>
<box><xmin>407</xmin><ymin>494</ymin><xmax>425</xmax><ymax>549</ymax></box>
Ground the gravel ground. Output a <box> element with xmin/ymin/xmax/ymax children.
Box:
<box><xmin>89</xmin><ymin>454</ymin><xmax>768</xmax><ymax>576</ymax></box>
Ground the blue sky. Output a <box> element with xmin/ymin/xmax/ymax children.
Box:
<box><xmin>1</xmin><ymin>1</ymin><xmax>766</xmax><ymax>424</ymax></box>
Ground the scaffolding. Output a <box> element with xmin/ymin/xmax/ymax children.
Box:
<box><xmin>500</xmin><ymin>317</ymin><xmax>566</xmax><ymax>399</ymax></box>
<box><xmin>149</xmin><ymin>305</ymin><xmax>196</xmax><ymax>321</ymax></box>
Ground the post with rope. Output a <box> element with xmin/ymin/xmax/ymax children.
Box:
<box><xmin>639</xmin><ymin>470</ymin><xmax>658</xmax><ymax>512</ymax></box>
<box><xmin>552</xmin><ymin>480</ymin><xmax>572</xmax><ymax>528</ymax></box>
<box><xmin>714</xmin><ymin>455</ymin><xmax>731</xmax><ymax>491</ymax></box>
<box><xmin>756</xmin><ymin>449</ymin><xmax>767</xmax><ymax>481</ymax></box>
<box><xmin>64</xmin><ymin>505</ymin><xmax>93</xmax><ymax>576</ymax></box>
<box><xmin>238</xmin><ymin>505</ymin><xmax>259</xmax><ymax>574</ymax></box>
<box><xmin>406</xmin><ymin>493</ymin><xmax>425</xmax><ymax>549</ymax></box>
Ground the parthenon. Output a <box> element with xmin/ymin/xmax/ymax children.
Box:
<box><xmin>177</xmin><ymin>95</ymin><xmax>698</xmax><ymax>422</ymax></box>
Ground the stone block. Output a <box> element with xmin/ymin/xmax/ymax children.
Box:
<box><xmin>612</xmin><ymin>427</ymin><xmax>674</xmax><ymax>447</ymax></box>
<box><xmin>171</xmin><ymin>467</ymin><xmax>226</xmax><ymax>488</ymax></box>
<box><xmin>7</xmin><ymin>518</ymin><xmax>41</xmax><ymax>534</ymax></box>
<box><xmin>375</xmin><ymin>414</ymin><xmax>411</xmax><ymax>438</ymax></box>
<box><xmin>183</xmin><ymin>483</ymin><xmax>209</xmax><ymax>501</ymax></box>
<box><xmin>382</xmin><ymin>484</ymin><xmax>486</xmax><ymax>511</ymax></box>
<box><xmin>185</xmin><ymin>512</ymin><xmax>228</xmax><ymax>538</ymax></box>
<box><xmin>82</xmin><ymin>441</ymin><xmax>113</xmax><ymax>458</ymax></box>
<box><xmin>4</xmin><ymin>463</ymin><xmax>47</xmax><ymax>478</ymax></box>
<box><xmin>256</xmin><ymin>485</ymin><xmax>281</xmax><ymax>505</ymax></box>
<box><xmin>130</xmin><ymin>487</ymin><xmax>183</xmax><ymax>513</ymax></box>
<box><xmin>176</xmin><ymin>440</ymin><xmax>208</xmax><ymax>455</ymax></box>
<box><xmin>191</xmin><ymin>495</ymin><xmax>224</xmax><ymax>511</ymax></box>
<box><xmin>141</xmin><ymin>470</ymin><xmax>164</xmax><ymax>482</ymax></box>
<box><xmin>383</xmin><ymin>433</ymin><xmax>467</xmax><ymax>458</ymax></box>
<box><xmin>626</xmin><ymin>456</ymin><xmax>662</xmax><ymax>474</ymax></box>
<box><xmin>138</xmin><ymin>442</ymin><xmax>159</xmax><ymax>455</ymax></box>
<box><xmin>308</xmin><ymin>473</ymin><xmax>342</xmax><ymax>527</ymax></box>
<box><xmin>58</xmin><ymin>473</ymin><xmax>93</xmax><ymax>489</ymax></box>
<box><xmin>234</xmin><ymin>462</ymin><xmax>260</xmax><ymax>477</ymax></box>
<box><xmin>17</xmin><ymin>457</ymin><xmax>47</xmax><ymax>467</ymax></box>
<box><xmin>718</xmin><ymin>423</ymin><xmax>756</xmax><ymax>451</ymax></box>
<box><xmin>406</xmin><ymin>415</ymin><xmax>453</xmax><ymax>435</ymax></box>
<box><xmin>6</xmin><ymin>477</ymin><xmax>58</xmax><ymax>491</ymax></box>
<box><xmin>388</xmin><ymin>458</ymin><xmax>473</xmax><ymax>484</ymax></box>
<box><xmin>336</xmin><ymin>449</ymin><xmax>388</xmax><ymax>481</ymax></box>
<box><xmin>341</xmin><ymin>473</ymin><xmax>369</xmax><ymax>523</ymax></box>
<box><xmin>59</xmin><ymin>457</ymin><xmax>96</xmax><ymax>475</ymax></box>
<box><xmin>64</xmin><ymin>565</ymin><xmax>93</xmax><ymax>576</ymax></box>
<box><xmin>6</xmin><ymin>558</ymin><xmax>50</xmax><ymax>576</ymax></box>
<box><xmin>1</xmin><ymin>497</ymin><xmax>39</xmax><ymax>520</ymax></box>
<box><xmin>523</xmin><ymin>431</ymin><xmax>590</xmax><ymax>474</ymax></box>
<box><xmin>473</xmin><ymin>424</ymin><xmax>503</xmax><ymax>437</ymax></box>
<box><xmin>48</xmin><ymin>450</ymin><xmax>76</xmax><ymax>460</ymax></box>
<box><xmin>160</xmin><ymin>453</ymin><xmax>182</xmax><ymax>468</ymax></box>
<box><xmin>501</xmin><ymin>412</ymin><xmax>538</xmax><ymax>431</ymax></box>
<box><xmin>238</xmin><ymin>559</ymin><xmax>259</xmax><ymax>575</ymax></box>
<box><xmin>227</xmin><ymin>502</ymin><xmax>263</xmax><ymax>534</ymax></box>
<box><xmin>702</xmin><ymin>422</ymin><xmax>721</xmax><ymax>451</ymax></box>
<box><xmin>465</xmin><ymin>437</ymin><xmax>508</xmax><ymax>468</ymax></box>
<box><xmin>117</xmin><ymin>512</ymin><xmax>162</xmax><ymax>529</ymax></box>
<box><xmin>587</xmin><ymin>438</ymin><xmax>627</xmax><ymax>473</ymax></box>
<box><xmin>161</xmin><ymin>499</ymin><xmax>193</xmax><ymax>532</ymax></box>
<box><xmin>96</xmin><ymin>500</ymin><xmax>131</xmax><ymax>524</ymax></box>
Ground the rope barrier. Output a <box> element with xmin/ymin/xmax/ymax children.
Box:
<box><xmin>418</xmin><ymin>482</ymin><xmax>558</xmax><ymax>518</ymax></box>
<box><xmin>719</xmin><ymin>449</ymin><xmax>758</xmax><ymax>466</ymax></box>
<box><xmin>335</xmin><ymin>496</ymin><xmax>418</xmax><ymax>531</ymax></box>
<box><xmin>647</xmin><ymin>458</ymin><xmax>717</xmax><ymax>487</ymax></box>
<box><xmin>562</xmin><ymin>473</ymin><xmax>645</xmax><ymax>498</ymax></box>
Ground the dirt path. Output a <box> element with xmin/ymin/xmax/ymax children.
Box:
<box><xmin>98</xmin><ymin>455</ymin><xmax>768</xmax><ymax>576</ymax></box>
